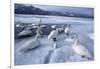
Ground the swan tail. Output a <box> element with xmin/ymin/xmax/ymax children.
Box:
<box><xmin>87</xmin><ymin>57</ymin><xmax>94</xmax><ymax>60</ymax></box>
<box><xmin>81</xmin><ymin>55</ymin><xmax>93</xmax><ymax>60</ymax></box>
<box><xmin>87</xmin><ymin>53</ymin><xmax>93</xmax><ymax>60</ymax></box>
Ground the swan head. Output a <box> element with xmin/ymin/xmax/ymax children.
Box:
<box><xmin>51</xmin><ymin>25</ymin><xmax>56</xmax><ymax>30</ymax></box>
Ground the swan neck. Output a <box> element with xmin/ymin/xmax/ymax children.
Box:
<box><xmin>73</xmin><ymin>39</ymin><xmax>78</xmax><ymax>46</ymax></box>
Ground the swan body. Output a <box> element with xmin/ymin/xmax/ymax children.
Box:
<box><xmin>18</xmin><ymin>38</ymin><xmax>40</xmax><ymax>52</ymax></box>
<box><xmin>48</xmin><ymin>29</ymin><xmax>58</xmax><ymax>40</ymax></box>
<box><xmin>17</xmin><ymin>28</ymin><xmax>32</xmax><ymax>36</ymax></box>
<box><xmin>48</xmin><ymin>29</ymin><xmax>58</xmax><ymax>49</ymax></box>
<box><xmin>72</xmin><ymin>36</ymin><xmax>93</xmax><ymax>59</ymax></box>
<box><xmin>64</xmin><ymin>26</ymin><xmax>70</xmax><ymax>35</ymax></box>
<box><xmin>72</xmin><ymin>44</ymin><xmax>92</xmax><ymax>59</ymax></box>
<box><xmin>64</xmin><ymin>27</ymin><xmax>69</xmax><ymax>33</ymax></box>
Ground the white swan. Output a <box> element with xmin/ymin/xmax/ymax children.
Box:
<box><xmin>48</xmin><ymin>29</ymin><xmax>58</xmax><ymax>40</ymax></box>
<box><xmin>71</xmin><ymin>34</ymin><xmax>93</xmax><ymax>60</ymax></box>
<box><xmin>48</xmin><ymin>28</ymin><xmax>58</xmax><ymax>49</ymax></box>
<box><xmin>64</xmin><ymin>24</ymin><xmax>70</xmax><ymax>35</ymax></box>
<box><xmin>18</xmin><ymin>30</ymin><xmax>41</xmax><ymax>52</ymax></box>
<box><xmin>51</xmin><ymin>25</ymin><xmax>56</xmax><ymax>29</ymax></box>
<box><xmin>18</xmin><ymin>38</ymin><xmax>40</xmax><ymax>52</ymax></box>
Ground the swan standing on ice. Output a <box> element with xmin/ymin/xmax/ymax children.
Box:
<box><xmin>48</xmin><ymin>25</ymin><xmax>58</xmax><ymax>50</ymax></box>
<box><xmin>71</xmin><ymin>34</ymin><xmax>93</xmax><ymax>60</ymax></box>
<box><xmin>64</xmin><ymin>24</ymin><xmax>71</xmax><ymax>35</ymax></box>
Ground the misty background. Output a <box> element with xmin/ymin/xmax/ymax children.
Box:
<box><xmin>15</xmin><ymin>4</ymin><xmax>94</xmax><ymax>18</ymax></box>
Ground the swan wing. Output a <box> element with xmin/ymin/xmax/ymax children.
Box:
<box><xmin>18</xmin><ymin>39</ymin><xmax>40</xmax><ymax>51</ymax></box>
<box><xmin>72</xmin><ymin>45</ymin><xmax>91</xmax><ymax>57</ymax></box>
<box><xmin>18</xmin><ymin>30</ymin><xmax>32</xmax><ymax>36</ymax></box>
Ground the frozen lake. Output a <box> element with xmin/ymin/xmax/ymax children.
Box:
<box><xmin>15</xmin><ymin>14</ymin><xmax>94</xmax><ymax>24</ymax></box>
<box><xmin>14</xmin><ymin>14</ymin><xmax>94</xmax><ymax>65</ymax></box>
